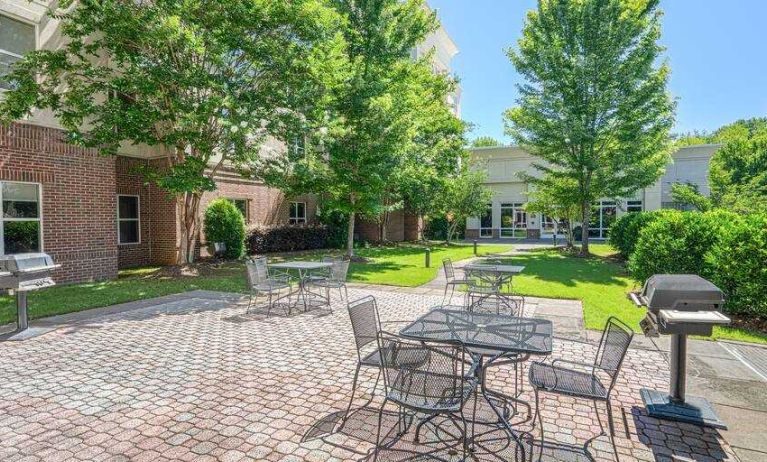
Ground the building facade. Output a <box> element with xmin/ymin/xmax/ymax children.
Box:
<box><xmin>465</xmin><ymin>144</ymin><xmax>720</xmax><ymax>240</ymax></box>
<box><xmin>0</xmin><ymin>1</ymin><xmax>456</xmax><ymax>283</ymax></box>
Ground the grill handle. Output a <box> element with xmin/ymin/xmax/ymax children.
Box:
<box><xmin>629</xmin><ymin>292</ymin><xmax>646</xmax><ymax>308</ymax></box>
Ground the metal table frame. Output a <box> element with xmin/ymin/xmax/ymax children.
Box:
<box><xmin>399</xmin><ymin>307</ymin><xmax>553</xmax><ymax>459</ymax></box>
<box><xmin>465</xmin><ymin>264</ymin><xmax>525</xmax><ymax>313</ymax></box>
<box><xmin>268</xmin><ymin>261</ymin><xmax>334</xmax><ymax>312</ymax></box>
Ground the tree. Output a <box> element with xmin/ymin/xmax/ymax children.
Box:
<box><xmin>505</xmin><ymin>0</ymin><xmax>674</xmax><ymax>255</ymax></box>
<box><xmin>524</xmin><ymin>179</ymin><xmax>580</xmax><ymax>248</ymax></box>
<box><xmin>471</xmin><ymin>136</ymin><xmax>502</xmax><ymax>148</ymax></box>
<box><xmin>259</xmin><ymin>0</ymin><xmax>457</xmax><ymax>257</ymax></box>
<box><xmin>708</xmin><ymin>118</ymin><xmax>767</xmax><ymax>213</ymax></box>
<box><xmin>0</xmin><ymin>0</ymin><xmax>343</xmax><ymax>264</ymax></box>
<box><xmin>440</xmin><ymin>167</ymin><xmax>492</xmax><ymax>243</ymax></box>
<box><xmin>670</xmin><ymin>183</ymin><xmax>712</xmax><ymax>211</ymax></box>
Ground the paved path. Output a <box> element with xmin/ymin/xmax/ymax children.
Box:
<box><xmin>0</xmin><ymin>287</ymin><xmax>744</xmax><ymax>462</ymax></box>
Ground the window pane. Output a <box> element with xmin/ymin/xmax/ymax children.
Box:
<box><xmin>4</xmin><ymin>221</ymin><xmax>40</xmax><ymax>253</ymax></box>
<box><xmin>118</xmin><ymin>196</ymin><xmax>139</xmax><ymax>219</ymax></box>
<box><xmin>480</xmin><ymin>204</ymin><xmax>492</xmax><ymax>228</ymax></box>
<box><xmin>297</xmin><ymin>202</ymin><xmax>305</xmax><ymax>218</ymax></box>
<box><xmin>0</xmin><ymin>16</ymin><xmax>35</xmax><ymax>56</ymax></box>
<box><xmin>3</xmin><ymin>183</ymin><xmax>39</xmax><ymax>218</ymax></box>
<box><xmin>119</xmin><ymin>221</ymin><xmax>139</xmax><ymax>244</ymax></box>
<box><xmin>232</xmin><ymin>199</ymin><xmax>247</xmax><ymax>217</ymax></box>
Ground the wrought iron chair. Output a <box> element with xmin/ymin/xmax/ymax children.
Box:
<box><xmin>245</xmin><ymin>257</ymin><xmax>292</xmax><ymax>316</ymax></box>
<box><xmin>465</xmin><ymin>265</ymin><xmax>517</xmax><ymax>315</ymax></box>
<box><xmin>441</xmin><ymin>258</ymin><xmax>472</xmax><ymax>306</ymax></box>
<box><xmin>373</xmin><ymin>335</ymin><xmax>478</xmax><ymax>462</ymax></box>
<box><xmin>529</xmin><ymin>317</ymin><xmax>634</xmax><ymax>457</ymax></box>
<box><xmin>308</xmin><ymin>258</ymin><xmax>350</xmax><ymax>309</ymax></box>
<box><xmin>342</xmin><ymin>296</ymin><xmax>429</xmax><ymax>427</ymax></box>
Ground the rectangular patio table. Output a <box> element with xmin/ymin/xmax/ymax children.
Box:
<box><xmin>400</xmin><ymin>307</ymin><xmax>552</xmax><ymax>457</ymax></box>
<box><xmin>268</xmin><ymin>261</ymin><xmax>333</xmax><ymax>312</ymax></box>
<box><xmin>464</xmin><ymin>264</ymin><xmax>526</xmax><ymax>313</ymax></box>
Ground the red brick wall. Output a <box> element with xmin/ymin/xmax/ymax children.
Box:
<box><xmin>357</xmin><ymin>210</ymin><xmax>406</xmax><ymax>242</ymax></box>
<box><xmin>403</xmin><ymin>211</ymin><xmax>422</xmax><ymax>241</ymax></box>
<box><xmin>0</xmin><ymin>122</ymin><xmax>118</xmax><ymax>283</ymax></box>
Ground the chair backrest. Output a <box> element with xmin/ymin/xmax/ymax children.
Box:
<box><xmin>442</xmin><ymin>258</ymin><xmax>456</xmax><ymax>281</ymax></box>
<box><xmin>246</xmin><ymin>257</ymin><xmax>269</xmax><ymax>287</ymax></box>
<box><xmin>376</xmin><ymin>335</ymin><xmax>469</xmax><ymax>410</ymax></box>
<box><xmin>347</xmin><ymin>296</ymin><xmax>382</xmax><ymax>360</ymax></box>
<box><xmin>329</xmin><ymin>259</ymin><xmax>350</xmax><ymax>282</ymax></box>
<box><xmin>465</xmin><ymin>265</ymin><xmax>500</xmax><ymax>288</ymax></box>
<box><xmin>594</xmin><ymin>316</ymin><xmax>634</xmax><ymax>390</ymax></box>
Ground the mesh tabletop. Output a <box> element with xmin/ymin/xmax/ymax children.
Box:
<box><xmin>269</xmin><ymin>261</ymin><xmax>333</xmax><ymax>270</ymax></box>
<box><xmin>467</xmin><ymin>264</ymin><xmax>525</xmax><ymax>275</ymax></box>
<box><xmin>400</xmin><ymin>307</ymin><xmax>552</xmax><ymax>355</ymax></box>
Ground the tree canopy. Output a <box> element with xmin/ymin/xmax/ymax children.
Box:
<box><xmin>505</xmin><ymin>0</ymin><xmax>675</xmax><ymax>255</ymax></box>
<box><xmin>0</xmin><ymin>0</ymin><xmax>344</xmax><ymax>263</ymax></box>
<box><xmin>471</xmin><ymin>136</ymin><xmax>502</xmax><ymax>148</ymax></box>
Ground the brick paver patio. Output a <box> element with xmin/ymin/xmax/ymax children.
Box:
<box><xmin>0</xmin><ymin>288</ymin><xmax>738</xmax><ymax>461</ymax></box>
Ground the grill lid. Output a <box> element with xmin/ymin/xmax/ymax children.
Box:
<box><xmin>641</xmin><ymin>274</ymin><xmax>724</xmax><ymax>311</ymax></box>
<box><xmin>0</xmin><ymin>253</ymin><xmax>59</xmax><ymax>274</ymax></box>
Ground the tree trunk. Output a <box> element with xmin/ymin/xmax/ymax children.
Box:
<box><xmin>446</xmin><ymin>221</ymin><xmax>457</xmax><ymax>244</ymax></box>
<box><xmin>346</xmin><ymin>211</ymin><xmax>355</xmax><ymax>258</ymax></box>
<box><xmin>580</xmin><ymin>201</ymin><xmax>590</xmax><ymax>256</ymax></box>
<box><xmin>177</xmin><ymin>191</ymin><xmax>202</xmax><ymax>265</ymax></box>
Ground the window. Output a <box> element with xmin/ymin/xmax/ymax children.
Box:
<box><xmin>589</xmin><ymin>200</ymin><xmax>617</xmax><ymax>239</ymax></box>
<box><xmin>117</xmin><ymin>195</ymin><xmax>140</xmax><ymax>244</ymax></box>
<box><xmin>289</xmin><ymin>202</ymin><xmax>306</xmax><ymax>225</ymax></box>
<box><xmin>0</xmin><ymin>15</ymin><xmax>35</xmax><ymax>90</ymax></box>
<box><xmin>626</xmin><ymin>200</ymin><xmax>643</xmax><ymax>213</ymax></box>
<box><xmin>479</xmin><ymin>204</ymin><xmax>493</xmax><ymax>238</ymax></box>
<box><xmin>230</xmin><ymin>199</ymin><xmax>249</xmax><ymax>222</ymax></box>
<box><xmin>1</xmin><ymin>182</ymin><xmax>41</xmax><ymax>254</ymax></box>
<box><xmin>500</xmin><ymin>202</ymin><xmax>527</xmax><ymax>238</ymax></box>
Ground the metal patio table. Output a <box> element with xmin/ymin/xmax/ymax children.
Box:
<box><xmin>268</xmin><ymin>261</ymin><xmax>334</xmax><ymax>312</ymax></box>
<box><xmin>400</xmin><ymin>307</ymin><xmax>552</xmax><ymax>458</ymax></box>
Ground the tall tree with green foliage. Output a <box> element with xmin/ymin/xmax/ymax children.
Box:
<box><xmin>471</xmin><ymin>136</ymin><xmax>502</xmax><ymax>148</ymax></box>
<box><xmin>505</xmin><ymin>0</ymin><xmax>675</xmax><ymax>255</ymax></box>
<box><xmin>524</xmin><ymin>179</ymin><xmax>581</xmax><ymax>247</ymax></box>
<box><xmin>259</xmin><ymin>0</ymin><xmax>458</xmax><ymax>257</ymax></box>
<box><xmin>440</xmin><ymin>167</ymin><xmax>492</xmax><ymax>243</ymax></box>
<box><xmin>0</xmin><ymin>0</ymin><xmax>343</xmax><ymax>264</ymax></box>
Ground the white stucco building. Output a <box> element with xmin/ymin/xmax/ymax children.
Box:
<box><xmin>465</xmin><ymin>144</ymin><xmax>720</xmax><ymax>240</ymax></box>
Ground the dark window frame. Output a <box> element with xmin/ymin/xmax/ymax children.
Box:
<box><xmin>289</xmin><ymin>201</ymin><xmax>307</xmax><ymax>225</ymax></box>
<box><xmin>117</xmin><ymin>195</ymin><xmax>141</xmax><ymax>245</ymax></box>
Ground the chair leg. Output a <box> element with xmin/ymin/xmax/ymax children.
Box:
<box><xmin>534</xmin><ymin>388</ymin><xmax>544</xmax><ymax>460</ymax></box>
<box><xmin>246</xmin><ymin>292</ymin><xmax>254</xmax><ymax>314</ymax></box>
<box><xmin>341</xmin><ymin>364</ymin><xmax>361</xmax><ymax>424</ymax></box>
<box><xmin>373</xmin><ymin>398</ymin><xmax>388</xmax><ymax>462</ymax></box>
<box><xmin>266</xmin><ymin>291</ymin><xmax>273</xmax><ymax>317</ymax></box>
<box><xmin>606</xmin><ymin>399</ymin><xmax>620</xmax><ymax>461</ymax></box>
<box><xmin>442</xmin><ymin>283</ymin><xmax>450</xmax><ymax>305</ymax></box>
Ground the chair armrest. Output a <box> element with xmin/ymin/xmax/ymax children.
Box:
<box><xmin>551</xmin><ymin>359</ymin><xmax>597</xmax><ymax>371</ymax></box>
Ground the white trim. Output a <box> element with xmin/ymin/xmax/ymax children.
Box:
<box><xmin>289</xmin><ymin>201</ymin><xmax>307</xmax><ymax>225</ymax></box>
<box><xmin>117</xmin><ymin>194</ymin><xmax>141</xmax><ymax>245</ymax></box>
<box><xmin>0</xmin><ymin>180</ymin><xmax>43</xmax><ymax>255</ymax></box>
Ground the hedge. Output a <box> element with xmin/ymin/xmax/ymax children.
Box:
<box><xmin>628</xmin><ymin>210</ymin><xmax>743</xmax><ymax>284</ymax></box>
<box><xmin>203</xmin><ymin>199</ymin><xmax>246</xmax><ymax>259</ymax></box>
<box><xmin>706</xmin><ymin>214</ymin><xmax>767</xmax><ymax>317</ymax></box>
<box><xmin>608</xmin><ymin>211</ymin><xmax>663</xmax><ymax>259</ymax></box>
<box><xmin>248</xmin><ymin>225</ymin><xmax>330</xmax><ymax>254</ymax></box>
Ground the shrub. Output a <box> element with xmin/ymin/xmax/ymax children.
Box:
<box><xmin>608</xmin><ymin>210</ymin><xmax>664</xmax><ymax>259</ymax></box>
<box><xmin>248</xmin><ymin>225</ymin><xmax>329</xmax><ymax>254</ymax></box>
<box><xmin>424</xmin><ymin>215</ymin><xmax>464</xmax><ymax>241</ymax></box>
<box><xmin>203</xmin><ymin>199</ymin><xmax>246</xmax><ymax>259</ymax></box>
<box><xmin>628</xmin><ymin>210</ymin><xmax>742</xmax><ymax>283</ymax></box>
<box><xmin>315</xmin><ymin>209</ymin><xmax>348</xmax><ymax>249</ymax></box>
<box><xmin>706</xmin><ymin>213</ymin><xmax>767</xmax><ymax>318</ymax></box>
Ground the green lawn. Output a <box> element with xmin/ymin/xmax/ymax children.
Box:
<box><xmin>502</xmin><ymin>244</ymin><xmax>767</xmax><ymax>344</ymax></box>
<box><xmin>0</xmin><ymin>242</ymin><xmax>510</xmax><ymax>325</ymax></box>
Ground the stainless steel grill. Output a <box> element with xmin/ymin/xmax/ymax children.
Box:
<box><xmin>631</xmin><ymin>274</ymin><xmax>731</xmax><ymax>429</ymax></box>
<box><xmin>0</xmin><ymin>253</ymin><xmax>60</xmax><ymax>335</ymax></box>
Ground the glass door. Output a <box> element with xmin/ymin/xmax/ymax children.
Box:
<box><xmin>479</xmin><ymin>204</ymin><xmax>493</xmax><ymax>238</ymax></box>
<box><xmin>588</xmin><ymin>200</ymin><xmax>617</xmax><ymax>239</ymax></box>
<box><xmin>500</xmin><ymin>203</ymin><xmax>527</xmax><ymax>238</ymax></box>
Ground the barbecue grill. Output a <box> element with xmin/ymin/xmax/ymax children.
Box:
<box><xmin>0</xmin><ymin>253</ymin><xmax>60</xmax><ymax>340</ymax></box>
<box><xmin>631</xmin><ymin>274</ymin><xmax>731</xmax><ymax>429</ymax></box>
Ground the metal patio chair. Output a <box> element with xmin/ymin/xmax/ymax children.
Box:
<box><xmin>341</xmin><ymin>296</ymin><xmax>429</xmax><ymax>427</ymax></box>
<box><xmin>465</xmin><ymin>265</ymin><xmax>517</xmax><ymax>315</ymax></box>
<box><xmin>529</xmin><ymin>317</ymin><xmax>634</xmax><ymax>458</ymax></box>
<box><xmin>442</xmin><ymin>258</ymin><xmax>472</xmax><ymax>306</ymax></box>
<box><xmin>308</xmin><ymin>258</ymin><xmax>350</xmax><ymax>309</ymax></box>
<box><xmin>245</xmin><ymin>257</ymin><xmax>292</xmax><ymax>316</ymax></box>
<box><xmin>373</xmin><ymin>335</ymin><xmax>478</xmax><ymax>462</ymax></box>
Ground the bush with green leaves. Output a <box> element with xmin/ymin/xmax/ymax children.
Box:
<box><xmin>628</xmin><ymin>210</ymin><xmax>743</xmax><ymax>283</ymax></box>
<box><xmin>203</xmin><ymin>199</ymin><xmax>246</xmax><ymax>260</ymax></box>
<box><xmin>706</xmin><ymin>213</ymin><xmax>767</xmax><ymax>318</ymax></box>
<box><xmin>608</xmin><ymin>210</ymin><xmax>665</xmax><ymax>259</ymax></box>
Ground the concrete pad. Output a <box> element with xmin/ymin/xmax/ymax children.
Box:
<box><xmin>688</xmin><ymin>340</ymin><xmax>733</xmax><ymax>359</ymax></box>
<box><xmin>687</xmin><ymin>376</ymin><xmax>767</xmax><ymax>412</ymax></box>
<box><xmin>732</xmin><ymin>447</ymin><xmax>767</xmax><ymax>462</ymax></box>
<box><xmin>534</xmin><ymin>301</ymin><xmax>583</xmax><ymax>319</ymax></box>
<box><xmin>716</xmin><ymin>404</ymin><xmax>767</xmax><ymax>453</ymax></box>
<box><xmin>688</xmin><ymin>354</ymin><xmax>763</xmax><ymax>382</ymax></box>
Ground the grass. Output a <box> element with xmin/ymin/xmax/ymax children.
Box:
<box><xmin>0</xmin><ymin>242</ymin><xmax>510</xmax><ymax>325</ymax></box>
<box><xmin>502</xmin><ymin>244</ymin><xmax>767</xmax><ymax>344</ymax></box>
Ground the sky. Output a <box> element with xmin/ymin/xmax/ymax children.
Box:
<box><xmin>428</xmin><ymin>0</ymin><xmax>767</xmax><ymax>144</ymax></box>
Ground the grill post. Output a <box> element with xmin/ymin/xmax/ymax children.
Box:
<box><xmin>16</xmin><ymin>291</ymin><xmax>28</xmax><ymax>332</ymax></box>
<box><xmin>669</xmin><ymin>333</ymin><xmax>687</xmax><ymax>401</ymax></box>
